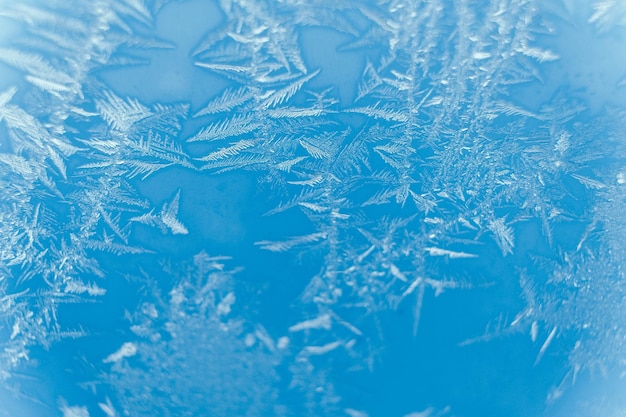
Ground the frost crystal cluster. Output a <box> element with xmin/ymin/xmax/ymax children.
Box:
<box><xmin>0</xmin><ymin>0</ymin><xmax>625</xmax><ymax>416</ymax></box>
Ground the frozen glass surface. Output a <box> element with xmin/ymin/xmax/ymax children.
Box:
<box><xmin>0</xmin><ymin>1</ymin><xmax>625</xmax><ymax>416</ymax></box>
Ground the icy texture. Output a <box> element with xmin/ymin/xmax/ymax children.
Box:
<box><xmin>0</xmin><ymin>0</ymin><xmax>625</xmax><ymax>416</ymax></box>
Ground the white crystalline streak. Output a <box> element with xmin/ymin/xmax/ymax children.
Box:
<box><xmin>216</xmin><ymin>292</ymin><xmax>235</xmax><ymax>316</ymax></box>
<box><xmin>60</xmin><ymin>404</ymin><xmax>90</xmax><ymax>417</ymax></box>
<box><xmin>103</xmin><ymin>342</ymin><xmax>138</xmax><ymax>364</ymax></box>
<box><xmin>288</xmin><ymin>314</ymin><xmax>332</xmax><ymax>332</ymax></box>
<box><xmin>160</xmin><ymin>189</ymin><xmax>189</xmax><ymax>235</ymax></box>
<box><xmin>425</xmin><ymin>247</ymin><xmax>478</xmax><ymax>259</ymax></box>
<box><xmin>303</xmin><ymin>341</ymin><xmax>341</xmax><ymax>355</ymax></box>
<box><xmin>98</xmin><ymin>397</ymin><xmax>118</xmax><ymax>417</ymax></box>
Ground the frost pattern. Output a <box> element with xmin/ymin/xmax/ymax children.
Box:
<box><xmin>0</xmin><ymin>0</ymin><xmax>625</xmax><ymax>415</ymax></box>
<box><xmin>0</xmin><ymin>0</ymin><xmax>191</xmax><ymax>386</ymax></box>
<box><xmin>105</xmin><ymin>253</ymin><xmax>283</xmax><ymax>417</ymax></box>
